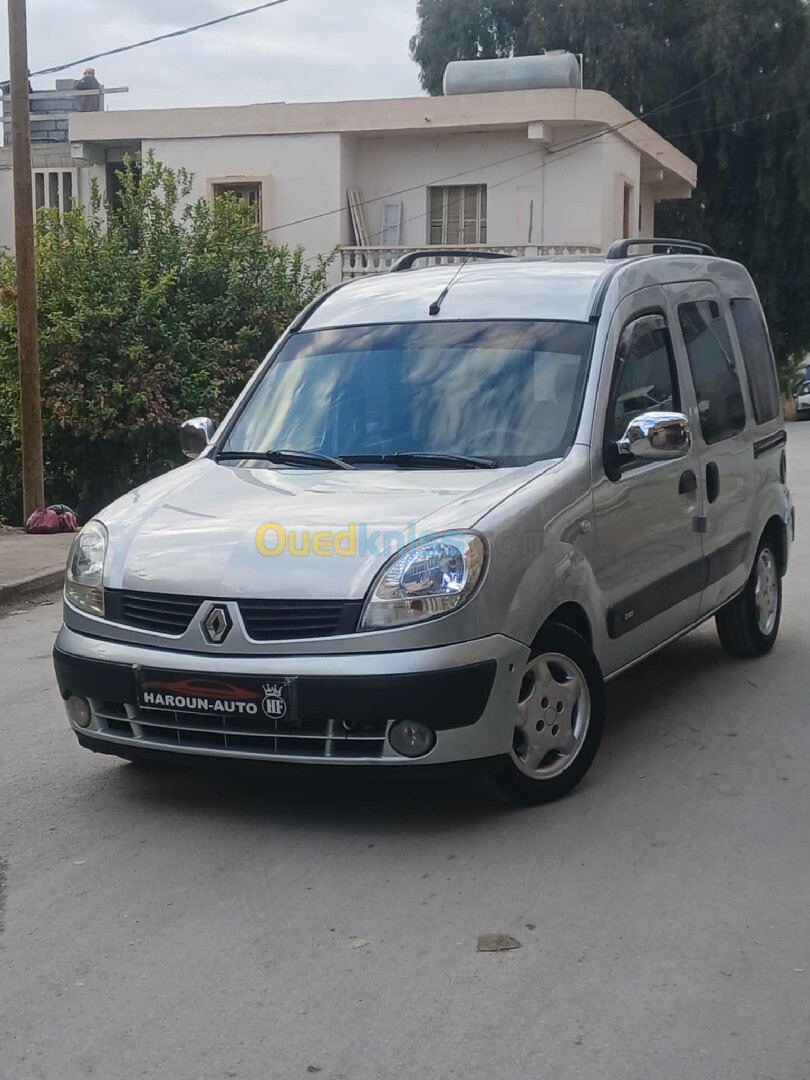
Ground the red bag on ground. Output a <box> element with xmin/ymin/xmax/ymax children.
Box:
<box><xmin>24</xmin><ymin>505</ymin><xmax>79</xmax><ymax>535</ymax></box>
<box><xmin>49</xmin><ymin>504</ymin><xmax>79</xmax><ymax>532</ymax></box>
<box><xmin>25</xmin><ymin>508</ymin><xmax>61</xmax><ymax>534</ymax></box>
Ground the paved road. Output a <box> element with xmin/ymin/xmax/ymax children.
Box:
<box><xmin>3</xmin><ymin>429</ymin><xmax>810</xmax><ymax>1080</ymax></box>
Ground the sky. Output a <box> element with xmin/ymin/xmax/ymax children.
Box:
<box><xmin>0</xmin><ymin>0</ymin><xmax>425</xmax><ymax>110</ymax></box>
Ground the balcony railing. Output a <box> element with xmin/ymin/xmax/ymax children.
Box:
<box><xmin>341</xmin><ymin>244</ymin><xmax>602</xmax><ymax>279</ymax></box>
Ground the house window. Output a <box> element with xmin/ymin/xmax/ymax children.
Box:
<box><xmin>429</xmin><ymin>185</ymin><xmax>487</xmax><ymax>245</ymax></box>
<box><xmin>33</xmin><ymin>169</ymin><xmax>76</xmax><ymax>217</ymax></box>
<box><xmin>212</xmin><ymin>180</ymin><xmax>263</xmax><ymax>227</ymax></box>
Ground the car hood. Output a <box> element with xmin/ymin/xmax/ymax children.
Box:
<box><xmin>100</xmin><ymin>458</ymin><xmax>556</xmax><ymax>600</ymax></box>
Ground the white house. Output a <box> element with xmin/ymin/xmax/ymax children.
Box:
<box><xmin>0</xmin><ymin>64</ymin><xmax>696</xmax><ymax>280</ymax></box>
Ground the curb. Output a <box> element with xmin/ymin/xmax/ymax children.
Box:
<box><xmin>0</xmin><ymin>569</ymin><xmax>65</xmax><ymax>613</ymax></box>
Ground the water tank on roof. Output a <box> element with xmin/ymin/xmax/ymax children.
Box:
<box><xmin>443</xmin><ymin>53</ymin><xmax>581</xmax><ymax>96</ymax></box>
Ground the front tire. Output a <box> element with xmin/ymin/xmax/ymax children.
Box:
<box><xmin>483</xmin><ymin>624</ymin><xmax>605</xmax><ymax>806</ymax></box>
<box><xmin>716</xmin><ymin>538</ymin><xmax>782</xmax><ymax>658</ymax></box>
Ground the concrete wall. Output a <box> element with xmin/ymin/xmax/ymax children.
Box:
<box><xmin>599</xmin><ymin>133</ymin><xmax>642</xmax><ymax>244</ymax></box>
<box><xmin>2</xmin><ymin>80</ymin><xmax>89</xmax><ymax>147</ymax></box>
<box><xmin>0</xmin><ymin>124</ymin><xmax>654</xmax><ymax>259</ymax></box>
<box><xmin>348</xmin><ymin>130</ymin><xmax>549</xmax><ymax>247</ymax></box>
<box><xmin>142</xmin><ymin>133</ymin><xmax>345</xmax><ymax>258</ymax></box>
<box><xmin>0</xmin><ymin>147</ymin><xmax>100</xmax><ymax>254</ymax></box>
<box><xmin>541</xmin><ymin>138</ymin><xmax>605</xmax><ymax>248</ymax></box>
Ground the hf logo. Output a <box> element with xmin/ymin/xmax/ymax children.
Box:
<box><xmin>262</xmin><ymin>683</ymin><xmax>288</xmax><ymax>720</ymax></box>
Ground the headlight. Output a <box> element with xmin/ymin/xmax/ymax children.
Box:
<box><xmin>360</xmin><ymin>532</ymin><xmax>486</xmax><ymax>631</ymax></box>
<box><xmin>65</xmin><ymin>521</ymin><xmax>108</xmax><ymax>616</ymax></box>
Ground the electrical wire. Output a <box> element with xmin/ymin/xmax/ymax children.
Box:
<box><xmin>307</xmin><ymin>99</ymin><xmax>810</xmax><ymax>261</ymax></box>
<box><xmin>14</xmin><ymin>0</ymin><xmax>802</xmax><ymax>251</ymax></box>
<box><xmin>267</xmin><ymin>145</ymin><xmax>551</xmax><ymax>234</ymax></box>
<box><xmin>29</xmin><ymin>0</ymin><xmax>292</xmax><ymax>78</ymax></box>
<box><xmin>292</xmin><ymin>6</ymin><xmax>806</xmax><ymax>248</ymax></box>
<box><xmin>387</xmin><ymin>88</ymin><xmax>810</xmax><ymax>246</ymax></box>
<box><xmin>306</xmin><ymin>19</ymin><xmax>807</xmax><ymax>257</ymax></box>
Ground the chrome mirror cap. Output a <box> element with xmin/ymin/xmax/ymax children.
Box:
<box><xmin>618</xmin><ymin>411</ymin><xmax>692</xmax><ymax>462</ymax></box>
<box><xmin>180</xmin><ymin>417</ymin><xmax>215</xmax><ymax>460</ymax></box>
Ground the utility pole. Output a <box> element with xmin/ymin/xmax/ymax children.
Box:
<box><xmin>8</xmin><ymin>0</ymin><xmax>44</xmax><ymax>519</ymax></box>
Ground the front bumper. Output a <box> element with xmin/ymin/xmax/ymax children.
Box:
<box><xmin>54</xmin><ymin>626</ymin><xmax>528</xmax><ymax>767</ymax></box>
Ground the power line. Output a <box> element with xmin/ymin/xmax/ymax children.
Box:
<box><xmin>294</xmin><ymin>13</ymin><xmax>802</xmax><ymax>252</ymax></box>
<box><xmin>29</xmin><ymin>0</ymin><xmax>292</xmax><ymax>77</ymax></box>
<box><xmin>267</xmin><ymin>145</ymin><xmax>549</xmax><ymax>234</ymax></box>
<box><xmin>36</xmin><ymin>0</ymin><xmax>784</xmax><ymax>243</ymax></box>
<box><xmin>644</xmin><ymin>98</ymin><xmax>810</xmax><ymax>143</ymax></box>
<box><xmin>393</xmin><ymin>83</ymin><xmax>810</xmax><ymax>242</ymax></box>
<box><xmin>18</xmin><ymin>0</ymin><xmax>800</xmax><ymax>248</ymax></box>
<box><xmin>632</xmin><ymin>7</ymin><xmax>806</xmax><ymax>126</ymax></box>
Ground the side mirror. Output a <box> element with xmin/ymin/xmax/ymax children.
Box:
<box><xmin>180</xmin><ymin>417</ymin><xmax>215</xmax><ymax>460</ymax></box>
<box><xmin>617</xmin><ymin>411</ymin><xmax>692</xmax><ymax>462</ymax></box>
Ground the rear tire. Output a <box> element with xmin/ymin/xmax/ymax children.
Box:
<box><xmin>481</xmin><ymin>623</ymin><xmax>605</xmax><ymax>806</ymax></box>
<box><xmin>716</xmin><ymin>537</ymin><xmax>782</xmax><ymax>658</ymax></box>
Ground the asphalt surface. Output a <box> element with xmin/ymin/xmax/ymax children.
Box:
<box><xmin>2</xmin><ymin>428</ymin><xmax>810</xmax><ymax>1080</ymax></box>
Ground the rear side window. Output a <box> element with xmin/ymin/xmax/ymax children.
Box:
<box><xmin>679</xmin><ymin>301</ymin><xmax>746</xmax><ymax>444</ymax></box>
<box><xmin>730</xmin><ymin>298</ymin><xmax>781</xmax><ymax>424</ymax></box>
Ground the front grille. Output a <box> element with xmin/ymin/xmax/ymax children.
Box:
<box><xmin>105</xmin><ymin>591</ymin><xmax>362</xmax><ymax>641</ymax></box>
<box><xmin>89</xmin><ymin>700</ymin><xmax>387</xmax><ymax>760</ymax></box>
<box><xmin>108</xmin><ymin>590</ymin><xmax>203</xmax><ymax>635</ymax></box>
<box><xmin>239</xmin><ymin>599</ymin><xmax>362</xmax><ymax>641</ymax></box>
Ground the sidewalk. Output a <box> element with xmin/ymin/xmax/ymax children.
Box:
<box><xmin>0</xmin><ymin>528</ymin><xmax>74</xmax><ymax>610</ymax></box>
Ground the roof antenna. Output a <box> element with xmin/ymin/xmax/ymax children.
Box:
<box><xmin>429</xmin><ymin>255</ymin><xmax>472</xmax><ymax>317</ymax></box>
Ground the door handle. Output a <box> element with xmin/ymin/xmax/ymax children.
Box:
<box><xmin>706</xmin><ymin>462</ymin><xmax>720</xmax><ymax>504</ymax></box>
<box><xmin>679</xmin><ymin>470</ymin><xmax>698</xmax><ymax>495</ymax></box>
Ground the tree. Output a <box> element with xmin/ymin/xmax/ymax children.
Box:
<box><xmin>411</xmin><ymin>0</ymin><xmax>810</xmax><ymax>369</ymax></box>
<box><xmin>0</xmin><ymin>156</ymin><xmax>332</xmax><ymax>524</ymax></box>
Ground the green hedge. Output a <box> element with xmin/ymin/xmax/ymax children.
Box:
<box><xmin>0</xmin><ymin>155</ymin><xmax>331</xmax><ymax>524</ymax></box>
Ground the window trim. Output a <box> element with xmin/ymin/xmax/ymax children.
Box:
<box><xmin>207</xmin><ymin>175</ymin><xmax>270</xmax><ymax>230</ymax></box>
<box><xmin>603</xmin><ymin>309</ymin><xmax>682</xmax><ymax>480</ymax></box>
<box><xmin>428</xmin><ymin>184</ymin><xmax>488</xmax><ymax>246</ymax></box>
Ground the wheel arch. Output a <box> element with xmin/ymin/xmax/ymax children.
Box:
<box><xmin>761</xmin><ymin>514</ymin><xmax>788</xmax><ymax>576</ymax></box>
<box><xmin>533</xmin><ymin>602</ymin><xmax>593</xmax><ymax>650</ymax></box>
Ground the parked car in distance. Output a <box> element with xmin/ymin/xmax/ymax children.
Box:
<box><xmin>795</xmin><ymin>380</ymin><xmax>810</xmax><ymax>419</ymax></box>
<box><xmin>54</xmin><ymin>238</ymin><xmax>793</xmax><ymax>804</ymax></box>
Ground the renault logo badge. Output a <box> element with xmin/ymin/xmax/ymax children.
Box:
<box><xmin>203</xmin><ymin>605</ymin><xmax>232</xmax><ymax>644</ymax></box>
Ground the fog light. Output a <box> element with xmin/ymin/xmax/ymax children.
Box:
<box><xmin>388</xmin><ymin>719</ymin><xmax>437</xmax><ymax>759</ymax></box>
<box><xmin>65</xmin><ymin>696</ymin><xmax>92</xmax><ymax>729</ymax></box>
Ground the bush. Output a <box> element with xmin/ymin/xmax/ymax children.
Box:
<box><xmin>0</xmin><ymin>155</ymin><xmax>332</xmax><ymax>524</ymax></box>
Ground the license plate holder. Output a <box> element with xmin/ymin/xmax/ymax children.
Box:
<box><xmin>137</xmin><ymin>669</ymin><xmax>297</xmax><ymax>724</ymax></box>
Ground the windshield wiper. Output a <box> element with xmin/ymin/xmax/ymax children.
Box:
<box><xmin>218</xmin><ymin>449</ymin><xmax>356</xmax><ymax>470</ymax></box>
<box><xmin>341</xmin><ymin>452</ymin><xmax>497</xmax><ymax>470</ymax></box>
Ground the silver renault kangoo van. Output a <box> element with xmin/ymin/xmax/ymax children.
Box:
<box><xmin>54</xmin><ymin>240</ymin><xmax>793</xmax><ymax>804</ymax></box>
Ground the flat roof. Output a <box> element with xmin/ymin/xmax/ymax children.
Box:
<box><xmin>70</xmin><ymin>88</ymin><xmax>696</xmax><ymax>190</ymax></box>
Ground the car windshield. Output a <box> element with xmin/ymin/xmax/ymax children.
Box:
<box><xmin>220</xmin><ymin>320</ymin><xmax>595</xmax><ymax>468</ymax></box>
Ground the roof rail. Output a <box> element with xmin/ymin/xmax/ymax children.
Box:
<box><xmin>390</xmin><ymin>249</ymin><xmax>515</xmax><ymax>273</ymax></box>
<box><xmin>606</xmin><ymin>238</ymin><xmax>717</xmax><ymax>260</ymax></box>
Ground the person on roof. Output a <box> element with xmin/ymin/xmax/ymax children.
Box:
<box><xmin>73</xmin><ymin>68</ymin><xmax>101</xmax><ymax>112</ymax></box>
